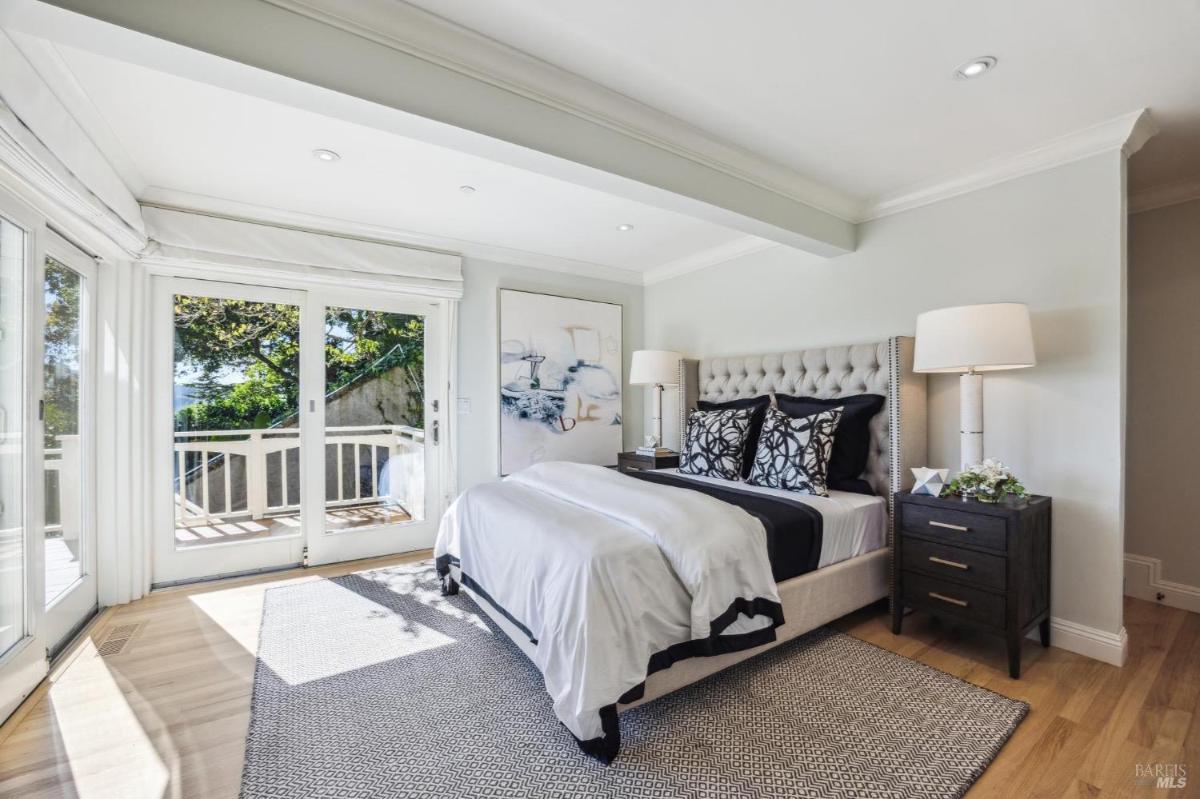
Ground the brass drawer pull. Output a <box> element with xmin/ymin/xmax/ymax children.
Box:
<box><xmin>929</xmin><ymin>591</ymin><xmax>969</xmax><ymax>607</ymax></box>
<box><xmin>929</xmin><ymin>520</ymin><xmax>970</xmax><ymax>532</ymax></box>
<box><xmin>928</xmin><ymin>555</ymin><xmax>969</xmax><ymax>570</ymax></box>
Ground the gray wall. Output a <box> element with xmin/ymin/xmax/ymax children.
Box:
<box><xmin>644</xmin><ymin>152</ymin><xmax>1128</xmax><ymax>637</ymax></box>
<box><xmin>1126</xmin><ymin>197</ymin><xmax>1200</xmax><ymax>587</ymax></box>
<box><xmin>455</xmin><ymin>257</ymin><xmax>644</xmax><ymax>492</ymax></box>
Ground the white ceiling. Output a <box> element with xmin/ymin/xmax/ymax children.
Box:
<box><xmin>402</xmin><ymin>0</ymin><xmax>1200</xmax><ymax>200</ymax></box>
<box><xmin>28</xmin><ymin>38</ymin><xmax>751</xmax><ymax>278</ymax></box>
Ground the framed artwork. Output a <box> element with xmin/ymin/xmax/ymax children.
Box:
<box><xmin>498</xmin><ymin>289</ymin><xmax>622</xmax><ymax>474</ymax></box>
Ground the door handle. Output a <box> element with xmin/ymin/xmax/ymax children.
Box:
<box><xmin>432</xmin><ymin>419</ymin><xmax>439</xmax><ymax>445</ymax></box>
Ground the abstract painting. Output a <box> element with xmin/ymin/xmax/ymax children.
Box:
<box><xmin>499</xmin><ymin>290</ymin><xmax>622</xmax><ymax>474</ymax></box>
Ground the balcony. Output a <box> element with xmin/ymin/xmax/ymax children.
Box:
<box><xmin>174</xmin><ymin>424</ymin><xmax>425</xmax><ymax>547</ymax></box>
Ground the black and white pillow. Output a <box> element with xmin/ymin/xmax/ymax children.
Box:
<box><xmin>678</xmin><ymin>408</ymin><xmax>756</xmax><ymax>481</ymax></box>
<box><xmin>747</xmin><ymin>405</ymin><xmax>843</xmax><ymax>495</ymax></box>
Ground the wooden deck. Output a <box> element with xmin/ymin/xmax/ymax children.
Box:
<box><xmin>174</xmin><ymin>504</ymin><xmax>412</xmax><ymax>548</ymax></box>
<box><xmin>43</xmin><ymin>537</ymin><xmax>81</xmax><ymax>606</ymax></box>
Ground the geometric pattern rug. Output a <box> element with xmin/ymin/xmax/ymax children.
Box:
<box><xmin>241</xmin><ymin>561</ymin><xmax>1027</xmax><ymax>799</ymax></box>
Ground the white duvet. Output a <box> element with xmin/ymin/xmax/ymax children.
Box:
<box><xmin>434</xmin><ymin>461</ymin><xmax>782</xmax><ymax>760</ymax></box>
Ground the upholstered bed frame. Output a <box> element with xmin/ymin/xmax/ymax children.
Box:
<box><xmin>467</xmin><ymin>336</ymin><xmax>927</xmax><ymax>713</ymax></box>
<box><xmin>677</xmin><ymin>336</ymin><xmax>927</xmax><ymax>504</ymax></box>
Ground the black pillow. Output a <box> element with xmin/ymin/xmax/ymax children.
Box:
<box><xmin>774</xmin><ymin>393</ymin><xmax>885</xmax><ymax>493</ymax></box>
<box><xmin>697</xmin><ymin>395</ymin><xmax>771</xmax><ymax>479</ymax></box>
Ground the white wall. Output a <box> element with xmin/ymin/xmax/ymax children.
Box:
<box><xmin>645</xmin><ymin>152</ymin><xmax>1128</xmax><ymax>639</ymax></box>
<box><xmin>455</xmin><ymin>257</ymin><xmax>644</xmax><ymax>492</ymax></box>
<box><xmin>1126</xmin><ymin>197</ymin><xmax>1200</xmax><ymax>587</ymax></box>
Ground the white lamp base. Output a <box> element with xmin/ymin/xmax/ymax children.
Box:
<box><xmin>960</xmin><ymin>372</ymin><xmax>983</xmax><ymax>468</ymax></box>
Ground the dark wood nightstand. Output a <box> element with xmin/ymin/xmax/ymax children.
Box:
<box><xmin>892</xmin><ymin>491</ymin><xmax>1051</xmax><ymax>678</ymax></box>
<box><xmin>617</xmin><ymin>451</ymin><xmax>680</xmax><ymax>473</ymax></box>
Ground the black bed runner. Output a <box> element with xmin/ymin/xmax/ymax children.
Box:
<box><xmin>624</xmin><ymin>469</ymin><xmax>824</xmax><ymax>581</ymax></box>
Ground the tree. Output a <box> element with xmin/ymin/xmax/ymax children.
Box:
<box><xmin>173</xmin><ymin>298</ymin><xmax>425</xmax><ymax>431</ymax></box>
<box><xmin>43</xmin><ymin>259</ymin><xmax>81</xmax><ymax>446</ymax></box>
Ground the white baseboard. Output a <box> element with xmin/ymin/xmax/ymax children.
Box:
<box><xmin>1036</xmin><ymin>616</ymin><xmax>1128</xmax><ymax>667</ymax></box>
<box><xmin>1124</xmin><ymin>553</ymin><xmax>1200</xmax><ymax>614</ymax></box>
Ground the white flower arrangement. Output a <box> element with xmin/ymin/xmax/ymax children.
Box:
<box><xmin>944</xmin><ymin>459</ymin><xmax>1028</xmax><ymax>503</ymax></box>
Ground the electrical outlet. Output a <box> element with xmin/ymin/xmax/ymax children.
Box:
<box><xmin>457</xmin><ymin>397</ymin><xmax>472</xmax><ymax>414</ymax></box>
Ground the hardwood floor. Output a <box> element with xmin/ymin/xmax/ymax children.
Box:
<box><xmin>0</xmin><ymin>553</ymin><xmax>1196</xmax><ymax>798</ymax></box>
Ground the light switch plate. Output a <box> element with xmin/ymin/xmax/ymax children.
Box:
<box><xmin>457</xmin><ymin>397</ymin><xmax>472</xmax><ymax>414</ymax></box>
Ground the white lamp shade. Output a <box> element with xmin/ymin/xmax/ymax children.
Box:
<box><xmin>629</xmin><ymin>350</ymin><xmax>683</xmax><ymax>385</ymax></box>
<box><xmin>914</xmin><ymin>303</ymin><xmax>1036</xmax><ymax>373</ymax></box>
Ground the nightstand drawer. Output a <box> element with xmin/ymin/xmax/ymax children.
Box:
<box><xmin>902</xmin><ymin>502</ymin><xmax>1007</xmax><ymax>551</ymax></box>
<box><xmin>901</xmin><ymin>536</ymin><xmax>1006</xmax><ymax>591</ymax></box>
<box><xmin>901</xmin><ymin>571</ymin><xmax>1006</xmax><ymax>629</ymax></box>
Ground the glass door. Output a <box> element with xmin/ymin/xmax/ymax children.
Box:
<box><xmin>302</xmin><ymin>290</ymin><xmax>441</xmax><ymax>566</ymax></box>
<box><xmin>41</xmin><ymin>233</ymin><xmax>98</xmax><ymax>652</ymax></box>
<box><xmin>0</xmin><ymin>195</ymin><xmax>47</xmax><ymax>720</ymax></box>
<box><xmin>152</xmin><ymin>278</ymin><xmax>308</xmax><ymax>585</ymax></box>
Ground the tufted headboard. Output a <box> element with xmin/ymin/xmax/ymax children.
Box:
<box><xmin>676</xmin><ymin>336</ymin><xmax>927</xmax><ymax>506</ymax></box>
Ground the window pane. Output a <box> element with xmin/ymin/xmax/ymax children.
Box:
<box><xmin>172</xmin><ymin>294</ymin><xmax>302</xmax><ymax>548</ymax></box>
<box><xmin>43</xmin><ymin>258</ymin><xmax>84</xmax><ymax>605</ymax></box>
<box><xmin>323</xmin><ymin>307</ymin><xmax>425</xmax><ymax>532</ymax></box>
<box><xmin>0</xmin><ymin>216</ymin><xmax>26</xmax><ymax>656</ymax></box>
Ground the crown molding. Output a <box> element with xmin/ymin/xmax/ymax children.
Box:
<box><xmin>271</xmin><ymin>0</ymin><xmax>862</xmax><ymax>224</ymax></box>
<box><xmin>139</xmin><ymin>188</ymin><xmax>648</xmax><ymax>286</ymax></box>
<box><xmin>861</xmin><ymin>109</ymin><xmax>1158</xmax><ymax>222</ymax></box>
<box><xmin>1129</xmin><ymin>175</ymin><xmax>1200</xmax><ymax>215</ymax></box>
<box><xmin>642</xmin><ymin>236</ymin><xmax>778</xmax><ymax>286</ymax></box>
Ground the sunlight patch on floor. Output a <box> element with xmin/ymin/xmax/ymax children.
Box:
<box><xmin>357</xmin><ymin>561</ymin><xmax>491</xmax><ymax>635</ymax></box>
<box><xmin>48</xmin><ymin>639</ymin><xmax>172</xmax><ymax>798</ymax></box>
<box><xmin>258</xmin><ymin>578</ymin><xmax>455</xmax><ymax>686</ymax></box>
<box><xmin>188</xmin><ymin>574</ymin><xmax>324</xmax><ymax>657</ymax></box>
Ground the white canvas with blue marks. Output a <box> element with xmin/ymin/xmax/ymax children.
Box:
<box><xmin>499</xmin><ymin>290</ymin><xmax>622</xmax><ymax>474</ymax></box>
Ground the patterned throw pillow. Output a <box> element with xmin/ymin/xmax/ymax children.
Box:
<box><xmin>678</xmin><ymin>408</ymin><xmax>756</xmax><ymax>481</ymax></box>
<box><xmin>747</xmin><ymin>405</ymin><xmax>843</xmax><ymax>495</ymax></box>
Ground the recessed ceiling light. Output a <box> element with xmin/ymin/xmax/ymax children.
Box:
<box><xmin>955</xmin><ymin>56</ymin><xmax>997</xmax><ymax>80</ymax></box>
<box><xmin>459</xmin><ymin>185</ymin><xmax>476</xmax><ymax>193</ymax></box>
<box><xmin>312</xmin><ymin>148</ymin><xmax>341</xmax><ymax>162</ymax></box>
<box><xmin>616</xmin><ymin>224</ymin><xmax>634</xmax><ymax>231</ymax></box>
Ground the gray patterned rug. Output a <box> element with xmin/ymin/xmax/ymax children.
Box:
<box><xmin>241</xmin><ymin>561</ymin><xmax>1026</xmax><ymax>799</ymax></box>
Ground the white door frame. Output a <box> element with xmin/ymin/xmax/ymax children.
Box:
<box><xmin>41</xmin><ymin>229</ymin><xmax>99</xmax><ymax>651</ymax></box>
<box><xmin>150</xmin><ymin>276</ymin><xmax>308</xmax><ymax>585</ymax></box>
<box><xmin>301</xmin><ymin>287</ymin><xmax>443</xmax><ymax>567</ymax></box>
<box><xmin>0</xmin><ymin>185</ymin><xmax>48</xmax><ymax>719</ymax></box>
<box><xmin>149</xmin><ymin>273</ymin><xmax>449</xmax><ymax>585</ymax></box>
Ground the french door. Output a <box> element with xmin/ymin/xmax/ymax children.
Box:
<box><xmin>152</xmin><ymin>277</ymin><xmax>443</xmax><ymax>585</ymax></box>
<box><xmin>0</xmin><ymin>190</ymin><xmax>99</xmax><ymax>719</ymax></box>
<box><xmin>41</xmin><ymin>233</ymin><xmax>98</xmax><ymax>651</ymax></box>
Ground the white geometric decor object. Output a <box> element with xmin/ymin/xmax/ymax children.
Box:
<box><xmin>911</xmin><ymin>467</ymin><xmax>950</xmax><ymax>497</ymax></box>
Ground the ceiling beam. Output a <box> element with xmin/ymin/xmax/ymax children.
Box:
<box><xmin>18</xmin><ymin>0</ymin><xmax>856</xmax><ymax>256</ymax></box>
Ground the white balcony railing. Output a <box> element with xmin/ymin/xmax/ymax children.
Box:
<box><xmin>43</xmin><ymin>434</ymin><xmax>79</xmax><ymax>540</ymax></box>
<box><xmin>174</xmin><ymin>424</ymin><xmax>425</xmax><ymax>527</ymax></box>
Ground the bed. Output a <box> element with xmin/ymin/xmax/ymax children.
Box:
<box><xmin>435</xmin><ymin>336</ymin><xmax>927</xmax><ymax>761</ymax></box>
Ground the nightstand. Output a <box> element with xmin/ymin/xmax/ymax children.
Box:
<box><xmin>617</xmin><ymin>451</ymin><xmax>679</xmax><ymax>473</ymax></box>
<box><xmin>891</xmin><ymin>491</ymin><xmax>1051</xmax><ymax>678</ymax></box>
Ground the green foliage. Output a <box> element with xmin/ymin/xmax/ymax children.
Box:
<box><xmin>173</xmin><ymin>298</ymin><xmax>425</xmax><ymax>431</ymax></box>
<box><xmin>43</xmin><ymin>259</ymin><xmax>81</xmax><ymax>447</ymax></box>
<box><xmin>942</xmin><ymin>459</ymin><xmax>1029</xmax><ymax>503</ymax></box>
